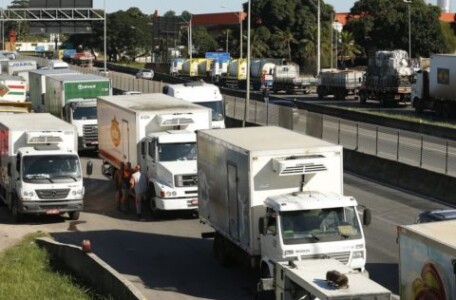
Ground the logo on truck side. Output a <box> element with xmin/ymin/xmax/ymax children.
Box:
<box><xmin>78</xmin><ymin>84</ymin><xmax>97</xmax><ymax>90</ymax></box>
<box><xmin>111</xmin><ymin>117</ymin><xmax>120</xmax><ymax>147</ymax></box>
<box><xmin>437</xmin><ymin>68</ymin><xmax>449</xmax><ymax>85</ymax></box>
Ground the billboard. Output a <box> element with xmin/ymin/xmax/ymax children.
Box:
<box><xmin>28</xmin><ymin>0</ymin><xmax>94</xmax><ymax>34</ymax></box>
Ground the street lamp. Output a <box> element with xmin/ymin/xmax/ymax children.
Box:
<box><xmin>317</xmin><ymin>0</ymin><xmax>320</xmax><ymax>75</ymax></box>
<box><xmin>243</xmin><ymin>0</ymin><xmax>251</xmax><ymax>127</ymax></box>
<box><xmin>103</xmin><ymin>0</ymin><xmax>107</xmax><ymax>72</ymax></box>
<box><xmin>404</xmin><ymin>0</ymin><xmax>412</xmax><ymax>59</ymax></box>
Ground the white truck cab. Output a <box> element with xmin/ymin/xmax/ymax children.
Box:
<box><xmin>163</xmin><ymin>81</ymin><xmax>225</xmax><ymax>129</ymax></box>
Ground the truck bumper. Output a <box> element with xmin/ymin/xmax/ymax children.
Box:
<box><xmin>19</xmin><ymin>199</ymin><xmax>83</xmax><ymax>215</ymax></box>
<box><xmin>154</xmin><ymin>197</ymin><xmax>198</xmax><ymax>210</ymax></box>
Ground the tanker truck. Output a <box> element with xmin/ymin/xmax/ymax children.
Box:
<box><xmin>412</xmin><ymin>54</ymin><xmax>456</xmax><ymax>118</ymax></box>
<box><xmin>220</xmin><ymin>58</ymin><xmax>247</xmax><ymax>89</ymax></box>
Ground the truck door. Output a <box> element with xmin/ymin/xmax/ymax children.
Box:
<box><xmin>227</xmin><ymin>162</ymin><xmax>240</xmax><ymax>241</ymax></box>
<box><xmin>121</xmin><ymin>120</ymin><xmax>130</xmax><ymax>161</ymax></box>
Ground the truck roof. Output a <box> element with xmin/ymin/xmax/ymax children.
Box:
<box><xmin>280</xmin><ymin>259</ymin><xmax>391</xmax><ymax>298</ymax></box>
<box><xmin>29</xmin><ymin>68</ymin><xmax>80</xmax><ymax>76</ymax></box>
<box><xmin>0</xmin><ymin>113</ymin><xmax>76</xmax><ymax>131</ymax></box>
<box><xmin>398</xmin><ymin>220</ymin><xmax>456</xmax><ymax>250</ymax></box>
<box><xmin>199</xmin><ymin>126</ymin><xmax>340</xmax><ymax>152</ymax></box>
<box><xmin>265</xmin><ymin>191</ymin><xmax>357</xmax><ymax>212</ymax></box>
<box><xmin>98</xmin><ymin>93</ymin><xmax>210</xmax><ymax>112</ymax></box>
<box><xmin>45</xmin><ymin>73</ymin><xmax>109</xmax><ymax>82</ymax></box>
<box><xmin>0</xmin><ymin>75</ymin><xmax>26</xmax><ymax>81</ymax></box>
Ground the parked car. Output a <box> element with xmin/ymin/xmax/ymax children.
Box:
<box><xmin>415</xmin><ymin>209</ymin><xmax>456</xmax><ymax>223</ymax></box>
<box><xmin>136</xmin><ymin>69</ymin><xmax>154</xmax><ymax>80</ymax></box>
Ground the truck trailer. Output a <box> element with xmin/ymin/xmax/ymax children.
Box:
<box><xmin>0</xmin><ymin>113</ymin><xmax>84</xmax><ymax>222</ymax></box>
<box><xmin>317</xmin><ymin>69</ymin><xmax>365</xmax><ymax>100</ymax></box>
<box><xmin>198</xmin><ymin>126</ymin><xmax>371</xmax><ymax>279</ymax></box>
<box><xmin>412</xmin><ymin>54</ymin><xmax>456</xmax><ymax>118</ymax></box>
<box><xmin>44</xmin><ymin>73</ymin><xmax>112</xmax><ymax>151</ymax></box>
<box><xmin>29</xmin><ymin>68</ymin><xmax>80</xmax><ymax>112</ymax></box>
<box><xmin>272</xmin><ymin>64</ymin><xmax>311</xmax><ymax>94</ymax></box>
<box><xmin>97</xmin><ymin>93</ymin><xmax>212</xmax><ymax>214</ymax></box>
<box><xmin>398</xmin><ymin>220</ymin><xmax>456</xmax><ymax>300</ymax></box>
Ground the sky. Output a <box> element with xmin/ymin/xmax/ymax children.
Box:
<box><xmin>0</xmin><ymin>1</ymin><xmax>453</xmax><ymax>14</ymax></box>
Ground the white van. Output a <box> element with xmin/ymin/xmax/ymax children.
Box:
<box><xmin>49</xmin><ymin>59</ymin><xmax>69</xmax><ymax>69</ymax></box>
<box><xmin>163</xmin><ymin>81</ymin><xmax>225</xmax><ymax>128</ymax></box>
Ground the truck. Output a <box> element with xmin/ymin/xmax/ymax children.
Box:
<box><xmin>169</xmin><ymin>57</ymin><xmax>185</xmax><ymax>76</ymax></box>
<box><xmin>1</xmin><ymin>59</ymin><xmax>37</xmax><ymax>76</ymax></box>
<box><xmin>198</xmin><ymin>126</ymin><xmax>371</xmax><ymax>280</ymax></box>
<box><xmin>44</xmin><ymin>73</ymin><xmax>112</xmax><ymax>151</ymax></box>
<box><xmin>412</xmin><ymin>54</ymin><xmax>456</xmax><ymax>118</ymax></box>
<box><xmin>0</xmin><ymin>75</ymin><xmax>30</xmax><ymax>113</ymax></box>
<box><xmin>162</xmin><ymin>81</ymin><xmax>225</xmax><ymax>129</ymax></box>
<box><xmin>220</xmin><ymin>58</ymin><xmax>247</xmax><ymax>89</ymax></box>
<box><xmin>317</xmin><ymin>69</ymin><xmax>365</xmax><ymax>100</ymax></box>
<box><xmin>0</xmin><ymin>113</ymin><xmax>85</xmax><ymax>222</ymax></box>
<box><xmin>97</xmin><ymin>93</ymin><xmax>212</xmax><ymax>215</ymax></box>
<box><xmin>272</xmin><ymin>63</ymin><xmax>311</xmax><ymax>94</ymax></box>
<box><xmin>29</xmin><ymin>68</ymin><xmax>80</xmax><ymax>112</ymax></box>
<box><xmin>359</xmin><ymin>49</ymin><xmax>413</xmax><ymax>106</ymax></box>
<box><xmin>250</xmin><ymin>58</ymin><xmax>278</xmax><ymax>90</ymax></box>
<box><xmin>397</xmin><ymin>220</ymin><xmax>456</xmax><ymax>300</ymax></box>
<box><xmin>266</xmin><ymin>258</ymin><xmax>392</xmax><ymax>300</ymax></box>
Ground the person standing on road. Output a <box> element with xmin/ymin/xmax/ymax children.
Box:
<box><xmin>121</xmin><ymin>161</ymin><xmax>133</xmax><ymax>213</ymax></box>
<box><xmin>130</xmin><ymin>165</ymin><xmax>148</xmax><ymax>218</ymax></box>
<box><xmin>113</xmin><ymin>162</ymin><xmax>125</xmax><ymax>211</ymax></box>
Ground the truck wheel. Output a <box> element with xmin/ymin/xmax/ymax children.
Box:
<box><xmin>11</xmin><ymin>196</ymin><xmax>23</xmax><ymax>223</ymax></box>
<box><xmin>213</xmin><ymin>233</ymin><xmax>231</xmax><ymax>267</ymax></box>
<box><xmin>68</xmin><ymin>211</ymin><xmax>80</xmax><ymax>220</ymax></box>
<box><xmin>359</xmin><ymin>92</ymin><xmax>367</xmax><ymax>104</ymax></box>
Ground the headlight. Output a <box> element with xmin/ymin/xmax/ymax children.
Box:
<box><xmin>72</xmin><ymin>189</ymin><xmax>84</xmax><ymax>196</ymax></box>
<box><xmin>352</xmin><ymin>251</ymin><xmax>364</xmax><ymax>259</ymax></box>
<box><xmin>23</xmin><ymin>190</ymin><xmax>34</xmax><ymax>197</ymax></box>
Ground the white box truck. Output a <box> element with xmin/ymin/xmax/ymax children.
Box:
<box><xmin>270</xmin><ymin>259</ymin><xmax>391</xmax><ymax>299</ymax></box>
<box><xmin>44</xmin><ymin>73</ymin><xmax>112</xmax><ymax>151</ymax></box>
<box><xmin>97</xmin><ymin>93</ymin><xmax>212</xmax><ymax>214</ymax></box>
<box><xmin>163</xmin><ymin>81</ymin><xmax>225</xmax><ymax>129</ymax></box>
<box><xmin>198</xmin><ymin>126</ymin><xmax>371</xmax><ymax>279</ymax></box>
<box><xmin>397</xmin><ymin>220</ymin><xmax>456</xmax><ymax>300</ymax></box>
<box><xmin>0</xmin><ymin>75</ymin><xmax>30</xmax><ymax>113</ymax></box>
<box><xmin>412</xmin><ymin>54</ymin><xmax>456</xmax><ymax>117</ymax></box>
<box><xmin>29</xmin><ymin>68</ymin><xmax>80</xmax><ymax>112</ymax></box>
<box><xmin>0</xmin><ymin>113</ymin><xmax>85</xmax><ymax>222</ymax></box>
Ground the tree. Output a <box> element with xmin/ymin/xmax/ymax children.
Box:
<box><xmin>337</xmin><ymin>31</ymin><xmax>361</xmax><ymax>68</ymax></box>
<box><xmin>345</xmin><ymin>0</ymin><xmax>448</xmax><ymax>58</ymax></box>
<box><xmin>191</xmin><ymin>26</ymin><xmax>218</xmax><ymax>56</ymax></box>
<box><xmin>272</xmin><ymin>29</ymin><xmax>296</xmax><ymax>61</ymax></box>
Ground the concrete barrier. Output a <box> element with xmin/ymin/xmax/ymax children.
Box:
<box><xmin>36</xmin><ymin>238</ymin><xmax>146</xmax><ymax>300</ymax></box>
<box><xmin>344</xmin><ymin>149</ymin><xmax>456</xmax><ymax>206</ymax></box>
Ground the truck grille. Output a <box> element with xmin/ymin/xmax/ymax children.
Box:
<box><xmin>175</xmin><ymin>174</ymin><xmax>198</xmax><ymax>187</ymax></box>
<box><xmin>83</xmin><ymin>124</ymin><xmax>98</xmax><ymax>143</ymax></box>
<box><xmin>301</xmin><ymin>251</ymin><xmax>350</xmax><ymax>265</ymax></box>
<box><xmin>36</xmin><ymin>189</ymin><xmax>70</xmax><ymax>199</ymax></box>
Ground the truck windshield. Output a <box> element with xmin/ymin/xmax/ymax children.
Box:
<box><xmin>72</xmin><ymin>106</ymin><xmax>97</xmax><ymax>120</ymax></box>
<box><xmin>158</xmin><ymin>142</ymin><xmax>197</xmax><ymax>162</ymax></box>
<box><xmin>22</xmin><ymin>154</ymin><xmax>82</xmax><ymax>183</ymax></box>
<box><xmin>195</xmin><ymin>101</ymin><xmax>224</xmax><ymax>121</ymax></box>
<box><xmin>280</xmin><ymin>207</ymin><xmax>362</xmax><ymax>245</ymax></box>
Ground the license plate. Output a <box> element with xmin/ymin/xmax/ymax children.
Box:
<box><xmin>46</xmin><ymin>209</ymin><xmax>60</xmax><ymax>215</ymax></box>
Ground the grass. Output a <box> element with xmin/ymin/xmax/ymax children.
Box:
<box><xmin>0</xmin><ymin>232</ymin><xmax>112</xmax><ymax>300</ymax></box>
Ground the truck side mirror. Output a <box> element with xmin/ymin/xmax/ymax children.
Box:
<box><xmin>363</xmin><ymin>208</ymin><xmax>372</xmax><ymax>226</ymax></box>
<box><xmin>259</xmin><ymin>217</ymin><xmax>265</xmax><ymax>235</ymax></box>
<box><xmin>86</xmin><ymin>161</ymin><xmax>93</xmax><ymax>176</ymax></box>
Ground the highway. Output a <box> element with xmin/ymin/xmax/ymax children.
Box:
<box><xmin>1</xmin><ymin>155</ymin><xmax>452</xmax><ymax>299</ymax></box>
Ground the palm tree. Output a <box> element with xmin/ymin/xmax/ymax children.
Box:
<box><xmin>337</xmin><ymin>31</ymin><xmax>361</xmax><ymax>68</ymax></box>
<box><xmin>272</xmin><ymin>29</ymin><xmax>297</xmax><ymax>61</ymax></box>
<box><xmin>250</xmin><ymin>27</ymin><xmax>270</xmax><ymax>58</ymax></box>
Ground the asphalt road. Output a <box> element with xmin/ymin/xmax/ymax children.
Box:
<box><xmin>0</xmin><ymin>154</ymin><xmax>453</xmax><ymax>299</ymax></box>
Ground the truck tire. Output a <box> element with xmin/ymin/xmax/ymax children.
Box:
<box><xmin>11</xmin><ymin>196</ymin><xmax>23</xmax><ymax>223</ymax></box>
<box><xmin>68</xmin><ymin>211</ymin><xmax>80</xmax><ymax>220</ymax></box>
<box><xmin>359</xmin><ymin>91</ymin><xmax>367</xmax><ymax>104</ymax></box>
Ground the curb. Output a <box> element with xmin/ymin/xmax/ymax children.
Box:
<box><xmin>36</xmin><ymin>237</ymin><xmax>147</xmax><ymax>300</ymax></box>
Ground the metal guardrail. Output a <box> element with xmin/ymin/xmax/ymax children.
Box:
<box><xmin>26</xmin><ymin>55</ymin><xmax>456</xmax><ymax>178</ymax></box>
